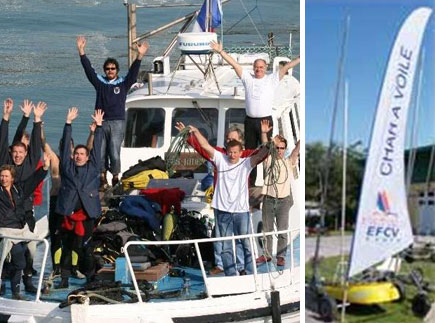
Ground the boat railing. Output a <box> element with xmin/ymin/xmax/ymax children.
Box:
<box><xmin>224</xmin><ymin>45</ymin><xmax>293</xmax><ymax>62</ymax></box>
<box><xmin>0</xmin><ymin>235</ymin><xmax>50</xmax><ymax>302</ymax></box>
<box><xmin>123</xmin><ymin>227</ymin><xmax>299</xmax><ymax>303</ymax></box>
<box><xmin>0</xmin><ymin>226</ymin><xmax>298</xmax><ymax>303</ymax></box>
<box><xmin>0</xmin><ymin>174</ymin><xmax>52</xmax><ymax>302</ymax></box>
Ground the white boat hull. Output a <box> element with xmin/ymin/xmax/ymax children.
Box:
<box><xmin>0</xmin><ymin>269</ymin><xmax>299</xmax><ymax>323</ymax></box>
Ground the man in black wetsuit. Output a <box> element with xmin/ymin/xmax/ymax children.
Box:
<box><xmin>55</xmin><ymin>108</ymin><xmax>104</xmax><ymax>288</ymax></box>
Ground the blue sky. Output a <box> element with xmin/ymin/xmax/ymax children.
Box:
<box><xmin>306</xmin><ymin>0</ymin><xmax>435</xmax><ymax>149</ymax></box>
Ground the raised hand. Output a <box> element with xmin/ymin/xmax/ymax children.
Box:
<box><xmin>3</xmin><ymin>98</ymin><xmax>13</xmax><ymax>121</ymax></box>
<box><xmin>89</xmin><ymin>121</ymin><xmax>97</xmax><ymax>133</ymax></box>
<box><xmin>33</xmin><ymin>101</ymin><xmax>47</xmax><ymax>122</ymax></box>
<box><xmin>273</xmin><ymin>135</ymin><xmax>281</xmax><ymax>146</ymax></box>
<box><xmin>261</xmin><ymin>119</ymin><xmax>272</xmax><ymax>134</ymax></box>
<box><xmin>43</xmin><ymin>151</ymin><xmax>51</xmax><ymax>171</ymax></box>
<box><xmin>188</xmin><ymin>125</ymin><xmax>199</xmax><ymax>134</ymax></box>
<box><xmin>175</xmin><ymin>121</ymin><xmax>186</xmax><ymax>133</ymax></box>
<box><xmin>77</xmin><ymin>35</ymin><xmax>86</xmax><ymax>55</ymax></box>
<box><xmin>210</xmin><ymin>41</ymin><xmax>222</xmax><ymax>53</ymax></box>
<box><xmin>289</xmin><ymin>140</ymin><xmax>300</xmax><ymax>166</ymax></box>
<box><xmin>91</xmin><ymin>109</ymin><xmax>104</xmax><ymax>126</ymax></box>
<box><xmin>19</xmin><ymin>99</ymin><xmax>34</xmax><ymax>118</ymax></box>
<box><xmin>66</xmin><ymin>107</ymin><xmax>79</xmax><ymax>124</ymax></box>
<box><xmin>136</xmin><ymin>40</ymin><xmax>149</xmax><ymax>59</ymax></box>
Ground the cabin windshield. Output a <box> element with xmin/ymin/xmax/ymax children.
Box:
<box><xmin>124</xmin><ymin>108</ymin><xmax>165</xmax><ymax>148</ymax></box>
<box><xmin>171</xmin><ymin>108</ymin><xmax>218</xmax><ymax>146</ymax></box>
<box><xmin>225</xmin><ymin>109</ymin><xmax>246</xmax><ymax>135</ymax></box>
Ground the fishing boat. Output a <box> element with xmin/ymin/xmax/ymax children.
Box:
<box><xmin>307</xmin><ymin>6</ymin><xmax>433</xmax><ymax>321</ymax></box>
<box><xmin>0</xmin><ymin>1</ymin><xmax>301</xmax><ymax>322</ymax></box>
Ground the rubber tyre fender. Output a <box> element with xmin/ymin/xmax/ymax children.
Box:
<box><xmin>318</xmin><ymin>294</ymin><xmax>337</xmax><ymax>322</ymax></box>
<box><xmin>412</xmin><ymin>292</ymin><xmax>431</xmax><ymax>318</ymax></box>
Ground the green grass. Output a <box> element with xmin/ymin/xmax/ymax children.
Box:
<box><xmin>306</xmin><ymin>256</ymin><xmax>435</xmax><ymax>322</ymax></box>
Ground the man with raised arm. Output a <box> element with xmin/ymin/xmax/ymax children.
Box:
<box><xmin>210</xmin><ymin>41</ymin><xmax>300</xmax><ymax>186</ymax></box>
<box><xmin>76</xmin><ymin>35</ymin><xmax>149</xmax><ymax>190</ymax></box>
<box><xmin>185</xmin><ymin>124</ymin><xmax>270</xmax><ymax>276</ymax></box>
<box><xmin>175</xmin><ymin>120</ymin><xmax>271</xmax><ymax>275</ymax></box>
<box><xmin>4</xmin><ymin>99</ymin><xmax>45</xmax><ymax>209</ymax></box>
<box><xmin>41</xmin><ymin>121</ymin><xmax>96</xmax><ymax>278</ymax></box>
<box><xmin>55</xmin><ymin>108</ymin><xmax>104</xmax><ymax>288</ymax></box>
<box><xmin>0</xmin><ymin>158</ymin><xmax>49</xmax><ymax>300</ymax></box>
<box><xmin>0</xmin><ymin>98</ymin><xmax>47</xmax><ymax>293</ymax></box>
<box><xmin>257</xmin><ymin>138</ymin><xmax>299</xmax><ymax>267</ymax></box>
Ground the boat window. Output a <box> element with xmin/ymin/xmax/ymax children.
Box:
<box><xmin>124</xmin><ymin>108</ymin><xmax>165</xmax><ymax>148</ymax></box>
<box><xmin>225</xmin><ymin>108</ymin><xmax>246</xmax><ymax>135</ymax></box>
<box><xmin>171</xmin><ymin>108</ymin><xmax>218</xmax><ymax>146</ymax></box>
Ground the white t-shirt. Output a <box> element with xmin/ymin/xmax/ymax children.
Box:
<box><xmin>212</xmin><ymin>150</ymin><xmax>253</xmax><ymax>213</ymax></box>
<box><xmin>241</xmin><ymin>70</ymin><xmax>280</xmax><ymax>118</ymax></box>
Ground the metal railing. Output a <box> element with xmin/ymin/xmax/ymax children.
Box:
<box><xmin>123</xmin><ymin>228</ymin><xmax>300</xmax><ymax>303</ymax></box>
<box><xmin>224</xmin><ymin>45</ymin><xmax>293</xmax><ymax>62</ymax></box>
<box><xmin>0</xmin><ymin>227</ymin><xmax>299</xmax><ymax>304</ymax></box>
<box><xmin>0</xmin><ymin>236</ymin><xmax>50</xmax><ymax>302</ymax></box>
<box><xmin>0</xmin><ymin>175</ymin><xmax>51</xmax><ymax>302</ymax></box>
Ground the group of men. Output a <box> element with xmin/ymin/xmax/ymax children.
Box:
<box><xmin>0</xmin><ymin>34</ymin><xmax>299</xmax><ymax>299</ymax></box>
<box><xmin>0</xmin><ymin>36</ymin><xmax>147</xmax><ymax>298</ymax></box>
<box><xmin>0</xmin><ymin>98</ymin><xmax>105</xmax><ymax>298</ymax></box>
<box><xmin>177</xmin><ymin>43</ymin><xmax>300</xmax><ymax>276</ymax></box>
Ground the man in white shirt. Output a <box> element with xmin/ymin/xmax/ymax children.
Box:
<box><xmin>186</xmin><ymin>125</ymin><xmax>270</xmax><ymax>276</ymax></box>
<box><xmin>210</xmin><ymin>41</ymin><xmax>300</xmax><ymax>186</ymax></box>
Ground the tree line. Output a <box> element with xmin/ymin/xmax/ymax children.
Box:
<box><xmin>305</xmin><ymin>141</ymin><xmax>366</xmax><ymax>229</ymax></box>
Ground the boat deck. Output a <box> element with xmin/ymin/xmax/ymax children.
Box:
<box><xmin>1</xmin><ymin>235</ymin><xmax>300</xmax><ymax>305</ymax></box>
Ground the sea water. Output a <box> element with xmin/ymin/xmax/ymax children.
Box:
<box><xmin>1</xmin><ymin>0</ymin><xmax>300</xmax><ymax>219</ymax></box>
<box><xmin>0</xmin><ymin>0</ymin><xmax>299</xmax><ymax>149</ymax></box>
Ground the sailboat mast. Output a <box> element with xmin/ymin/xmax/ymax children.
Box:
<box><xmin>405</xmin><ymin>49</ymin><xmax>425</xmax><ymax>193</ymax></box>
<box><xmin>340</xmin><ymin>79</ymin><xmax>349</xmax><ymax>323</ymax></box>
<box><xmin>311</xmin><ymin>13</ymin><xmax>350</xmax><ymax>286</ymax></box>
<box><xmin>340</xmin><ymin>79</ymin><xmax>349</xmax><ymax>279</ymax></box>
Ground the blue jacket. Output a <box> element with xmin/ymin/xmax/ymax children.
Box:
<box><xmin>55</xmin><ymin>123</ymin><xmax>103</xmax><ymax>219</ymax></box>
<box><xmin>80</xmin><ymin>55</ymin><xmax>142</xmax><ymax>121</ymax></box>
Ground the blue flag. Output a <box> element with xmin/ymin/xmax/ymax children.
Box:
<box><xmin>194</xmin><ymin>0</ymin><xmax>222</xmax><ymax>32</ymax></box>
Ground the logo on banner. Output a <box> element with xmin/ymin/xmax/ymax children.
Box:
<box><xmin>362</xmin><ymin>190</ymin><xmax>400</xmax><ymax>242</ymax></box>
<box><xmin>376</xmin><ymin>190</ymin><xmax>398</xmax><ymax>217</ymax></box>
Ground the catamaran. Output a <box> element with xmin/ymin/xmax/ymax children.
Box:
<box><xmin>0</xmin><ymin>1</ymin><xmax>301</xmax><ymax>322</ymax></box>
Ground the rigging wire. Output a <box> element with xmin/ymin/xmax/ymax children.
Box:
<box><xmin>237</xmin><ymin>0</ymin><xmax>265</xmax><ymax>44</ymax></box>
<box><xmin>224</xmin><ymin>0</ymin><xmax>265</xmax><ymax>45</ymax></box>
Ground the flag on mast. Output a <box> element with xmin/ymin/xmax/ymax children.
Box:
<box><xmin>347</xmin><ymin>7</ymin><xmax>433</xmax><ymax>278</ymax></box>
<box><xmin>192</xmin><ymin>0</ymin><xmax>222</xmax><ymax>32</ymax></box>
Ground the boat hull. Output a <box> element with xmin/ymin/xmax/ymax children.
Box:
<box><xmin>0</xmin><ymin>285</ymin><xmax>299</xmax><ymax>323</ymax></box>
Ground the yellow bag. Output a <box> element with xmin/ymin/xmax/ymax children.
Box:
<box><xmin>205</xmin><ymin>185</ymin><xmax>214</xmax><ymax>204</ymax></box>
<box><xmin>122</xmin><ymin>169</ymin><xmax>169</xmax><ymax>190</ymax></box>
<box><xmin>162</xmin><ymin>212</ymin><xmax>177</xmax><ymax>241</ymax></box>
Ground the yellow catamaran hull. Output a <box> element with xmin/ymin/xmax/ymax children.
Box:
<box><xmin>325</xmin><ymin>282</ymin><xmax>401</xmax><ymax>305</ymax></box>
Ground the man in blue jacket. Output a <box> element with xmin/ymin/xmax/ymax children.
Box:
<box><xmin>55</xmin><ymin>107</ymin><xmax>104</xmax><ymax>287</ymax></box>
<box><xmin>76</xmin><ymin>35</ymin><xmax>149</xmax><ymax>189</ymax></box>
